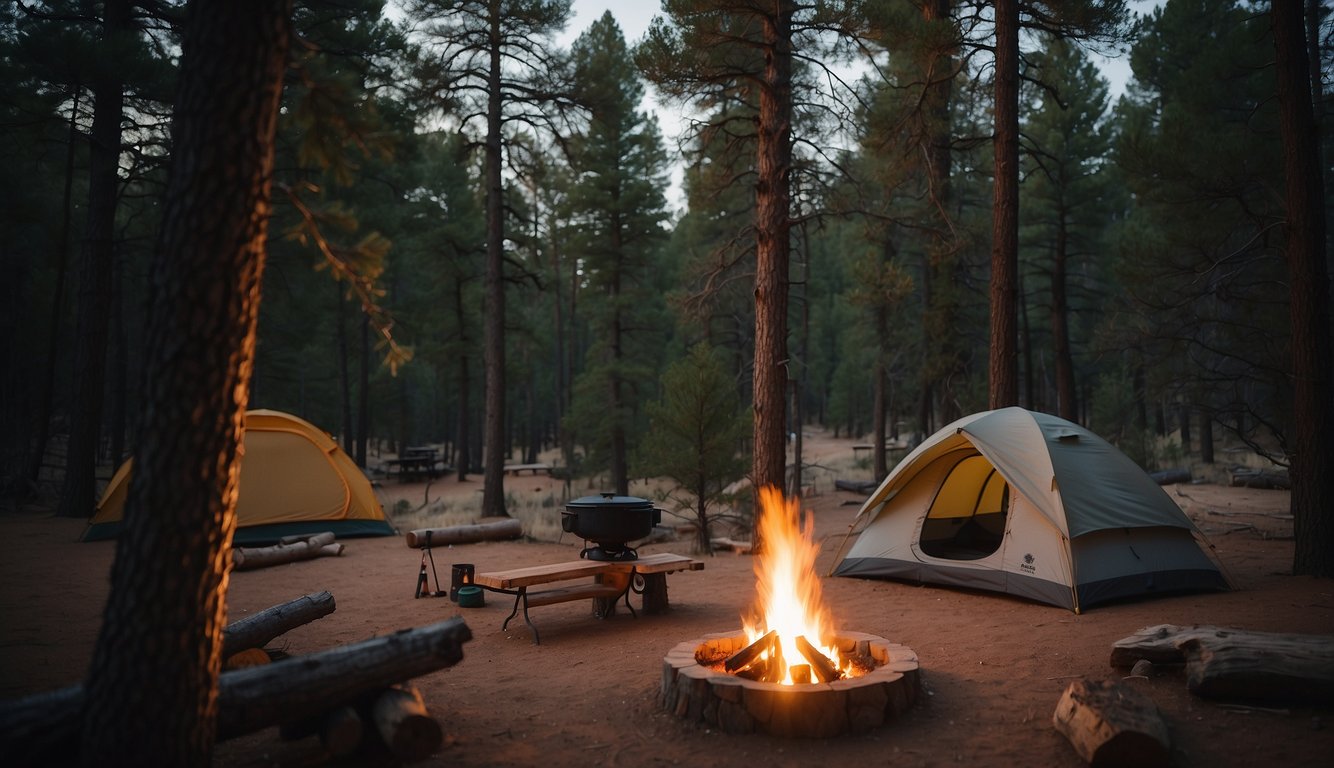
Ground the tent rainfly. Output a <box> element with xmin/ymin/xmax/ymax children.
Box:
<box><xmin>832</xmin><ymin>407</ymin><xmax>1231</xmax><ymax>612</ymax></box>
<box><xmin>83</xmin><ymin>409</ymin><xmax>394</xmax><ymax>545</ymax></box>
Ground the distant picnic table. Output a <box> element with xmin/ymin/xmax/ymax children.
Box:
<box><xmin>501</xmin><ymin>463</ymin><xmax>552</xmax><ymax>476</ymax></box>
<box><xmin>384</xmin><ymin>446</ymin><xmax>447</xmax><ymax>482</ymax></box>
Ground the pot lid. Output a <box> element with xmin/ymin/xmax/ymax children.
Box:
<box><xmin>565</xmin><ymin>492</ymin><xmax>655</xmax><ymax>511</ymax></box>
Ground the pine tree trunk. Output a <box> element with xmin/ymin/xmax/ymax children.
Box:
<box><xmin>751</xmin><ymin>0</ymin><xmax>795</xmax><ymax>538</ymax></box>
<box><xmin>78</xmin><ymin>2</ymin><xmax>291</xmax><ymax>763</ymax></box>
<box><xmin>58</xmin><ymin>0</ymin><xmax>130</xmax><ymax>518</ymax></box>
<box><xmin>1274</xmin><ymin>0</ymin><xmax>1334</xmax><ymax>577</ymax></box>
<box><xmin>481</xmin><ymin>7</ymin><xmax>508</xmax><ymax>517</ymax></box>
<box><xmin>1052</xmin><ymin>210</ymin><xmax>1078</xmax><ymax>421</ymax></box>
<box><xmin>988</xmin><ymin>0</ymin><xmax>1020</xmax><ymax>409</ymax></box>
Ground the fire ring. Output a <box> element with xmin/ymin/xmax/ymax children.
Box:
<box><xmin>661</xmin><ymin>630</ymin><xmax>920</xmax><ymax>738</ymax></box>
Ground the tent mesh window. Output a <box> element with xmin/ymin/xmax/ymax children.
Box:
<box><xmin>919</xmin><ymin>453</ymin><xmax>1009</xmax><ymax>561</ymax></box>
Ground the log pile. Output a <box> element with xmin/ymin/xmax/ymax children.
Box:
<box><xmin>0</xmin><ymin>602</ymin><xmax>471</xmax><ymax>766</ymax></box>
<box><xmin>233</xmin><ymin>531</ymin><xmax>344</xmax><ymax>571</ymax></box>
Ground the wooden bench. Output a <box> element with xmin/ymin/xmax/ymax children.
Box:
<box><xmin>473</xmin><ymin>553</ymin><xmax>704</xmax><ymax>644</ymax></box>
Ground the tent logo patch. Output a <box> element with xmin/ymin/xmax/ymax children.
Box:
<box><xmin>1020</xmin><ymin>553</ymin><xmax>1036</xmax><ymax>573</ymax></box>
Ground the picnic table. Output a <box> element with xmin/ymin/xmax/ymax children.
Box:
<box><xmin>384</xmin><ymin>446</ymin><xmax>445</xmax><ymax>482</ymax></box>
<box><xmin>473</xmin><ymin>552</ymin><xmax>704</xmax><ymax>644</ymax></box>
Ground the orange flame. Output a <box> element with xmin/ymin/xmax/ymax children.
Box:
<box><xmin>742</xmin><ymin>487</ymin><xmax>843</xmax><ymax>684</ymax></box>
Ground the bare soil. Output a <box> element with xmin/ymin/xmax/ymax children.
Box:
<box><xmin>2</xmin><ymin>429</ymin><xmax>1331</xmax><ymax>767</ymax></box>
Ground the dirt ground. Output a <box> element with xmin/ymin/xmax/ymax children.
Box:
<box><xmin>1</xmin><ymin>429</ymin><xmax>1331</xmax><ymax>767</ymax></box>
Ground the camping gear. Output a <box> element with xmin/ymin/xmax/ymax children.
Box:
<box><xmin>832</xmin><ymin>407</ymin><xmax>1230</xmax><ymax>612</ymax></box>
<box><xmin>83</xmin><ymin>409</ymin><xmax>395</xmax><ymax>545</ymax></box>
<box><xmin>449</xmin><ymin>563</ymin><xmax>475</xmax><ymax>602</ymax></box>
<box><xmin>455</xmin><ymin>586</ymin><xmax>484</xmax><ymax>608</ymax></box>
<box><xmin>561</xmin><ymin>493</ymin><xmax>661</xmax><ymax>561</ymax></box>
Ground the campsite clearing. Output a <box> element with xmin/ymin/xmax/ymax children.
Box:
<box><xmin>1</xmin><ymin>429</ymin><xmax>1328</xmax><ymax>767</ymax></box>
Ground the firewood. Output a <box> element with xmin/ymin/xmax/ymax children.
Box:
<box><xmin>1052</xmin><ymin>678</ymin><xmax>1170</xmax><ymax>767</ymax></box>
<box><xmin>222</xmin><ymin>590</ymin><xmax>336</xmax><ymax>657</ymax></box>
<box><xmin>371</xmin><ymin>685</ymin><xmax>442</xmax><ymax>762</ymax></box>
<box><xmin>796</xmin><ymin>635</ymin><xmax>841</xmax><ymax>683</ymax></box>
<box><xmin>0</xmin><ymin>617</ymin><xmax>472</xmax><ymax>764</ymax></box>
<box><xmin>725</xmin><ymin>629</ymin><xmax>778</xmax><ymax>673</ymax></box>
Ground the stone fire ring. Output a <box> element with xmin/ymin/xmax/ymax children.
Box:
<box><xmin>661</xmin><ymin>630</ymin><xmax>921</xmax><ymax>738</ymax></box>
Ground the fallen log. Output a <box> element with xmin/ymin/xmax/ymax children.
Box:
<box><xmin>0</xmin><ymin>617</ymin><xmax>472</xmax><ymax>764</ymax></box>
<box><xmin>1148</xmin><ymin>468</ymin><xmax>1192</xmax><ymax>485</ymax></box>
<box><xmin>404</xmin><ymin>517</ymin><xmax>523</xmax><ymax>548</ymax></box>
<box><xmin>233</xmin><ymin>532</ymin><xmax>343</xmax><ymax>571</ymax></box>
<box><xmin>1052</xmin><ymin>678</ymin><xmax>1170</xmax><ymax>767</ymax></box>
<box><xmin>1110</xmin><ymin>624</ymin><xmax>1334</xmax><ymax>705</ymax></box>
<box><xmin>222</xmin><ymin>590</ymin><xmax>336</xmax><ymax>657</ymax></box>
<box><xmin>372</xmin><ymin>685</ymin><xmax>442</xmax><ymax>762</ymax></box>
<box><xmin>1227</xmin><ymin>468</ymin><xmax>1290</xmax><ymax>489</ymax></box>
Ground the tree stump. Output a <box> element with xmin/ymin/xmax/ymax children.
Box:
<box><xmin>1052</xmin><ymin>678</ymin><xmax>1170</xmax><ymax>767</ymax></box>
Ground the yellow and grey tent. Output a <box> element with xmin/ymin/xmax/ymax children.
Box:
<box><xmin>832</xmin><ymin>407</ymin><xmax>1231</xmax><ymax>612</ymax></box>
<box><xmin>83</xmin><ymin>409</ymin><xmax>394</xmax><ymax>545</ymax></box>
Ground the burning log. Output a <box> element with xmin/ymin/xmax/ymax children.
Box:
<box><xmin>796</xmin><ymin>635</ymin><xmax>842</xmax><ymax>683</ymax></box>
<box><xmin>725</xmin><ymin>629</ymin><xmax>778</xmax><ymax>674</ymax></box>
<box><xmin>790</xmin><ymin>664</ymin><xmax>811</xmax><ymax>685</ymax></box>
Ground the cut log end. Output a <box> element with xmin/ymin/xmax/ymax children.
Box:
<box><xmin>1053</xmin><ymin>678</ymin><xmax>1170</xmax><ymax>768</ymax></box>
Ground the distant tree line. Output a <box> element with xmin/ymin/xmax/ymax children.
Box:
<box><xmin>0</xmin><ymin>0</ymin><xmax>1329</xmax><ymax>571</ymax></box>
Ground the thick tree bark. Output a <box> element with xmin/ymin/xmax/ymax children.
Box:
<box><xmin>481</xmin><ymin>6</ymin><xmax>509</xmax><ymax>517</ymax></box>
<box><xmin>752</xmin><ymin>0</ymin><xmax>794</xmax><ymax>535</ymax></box>
<box><xmin>58</xmin><ymin>0</ymin><xmax>129</xmax><ymax>518</ymax></box>
<box><xmin>988</xmin><ymin>0</ymin><xmax>1020</xmax><ymax>409</ymax></box>
<box><xmin>77</xmin><ymin>1</ymin><xmax>292</xmax><ymax>764</ymax></box>
<box><xmin>1274</xmin><ymin>0</ymin><xmax>1334</xmax><ymax>577</ymax></box>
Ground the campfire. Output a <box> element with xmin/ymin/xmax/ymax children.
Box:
<box><xmin>713</xmin><ymin>488</ymin><xmax>858</xmax><ymax>683</ymax></box>
<box><xmin>661</xmin><ymin>488</ymin><xmax>920</xmax><ymax>737</ymax></box>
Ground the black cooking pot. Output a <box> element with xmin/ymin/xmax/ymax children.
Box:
<box><xmin>562</xmin><ymin>493</ymin><xmax>661</xmax><ymax>561</ymax></box>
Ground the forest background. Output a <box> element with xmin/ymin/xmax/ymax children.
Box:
<box><xmin>2</xmin><ymin>0</ymin><xmax>1330</xmax><ymax>561</ymax></box>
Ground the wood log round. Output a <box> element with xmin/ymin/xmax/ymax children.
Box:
<box><xmin>372</xmin><ymin>686</ymin><xmax>442</xmax><ymax>761</ymax></box>
<box><xmin>1052</xmin><ymin>678</ymin><xmax>1170</xmax><ymax>768</ymax></box>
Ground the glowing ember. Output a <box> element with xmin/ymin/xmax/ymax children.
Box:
<box><xmin>740</xmin><ymin>487</ymin><xmax>850</xmax><ymax>684</ymax></box>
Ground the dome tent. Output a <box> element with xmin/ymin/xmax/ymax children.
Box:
<box><xmin>832</xmin><ymin>407</ymin><xmax>1230</xmax><ymax>612</ymax></box>
<box><xmin>83</xmin><ymin>409</ymin><xmax>394</xmax><ymax>545</ymax></box>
